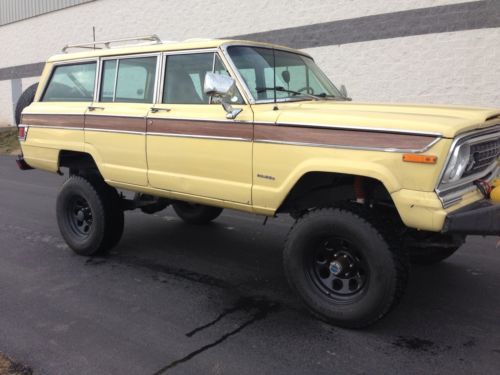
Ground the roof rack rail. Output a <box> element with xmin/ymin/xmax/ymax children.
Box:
<box><xmin>62</xmin><ymin>34</ymin><xmax>162</xmax><ymax>53</ymax></box>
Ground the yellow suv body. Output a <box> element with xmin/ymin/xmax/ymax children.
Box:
<box><xmin>16</xmin><ymin>36</ymin><xmax>500</xmax><ymax>328</ymax></box>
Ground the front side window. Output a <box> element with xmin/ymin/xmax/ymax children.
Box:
<box><xmin>42</xmin><ymin>62</ymin><xmax>96</xmax><ymax>102</ymax></box>
<box><xmin>227</xmin><ymin>46</ymin><xmax>342</xmax><ymax>102</ymax></box>
<box><xmin>100</xmin><ymin>56</ymin><xmax>157</xmax><ymax>103</ymax></box>
<box><xmin>163</xmin><ymin>53</ymin><xmax>243</xmax><ymax>104</ymax></box>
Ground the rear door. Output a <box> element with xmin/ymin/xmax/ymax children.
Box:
<box><xmin>84</xmin><ymin>54</ymin><xmax>159</xmax><ymax>186</ymax></box>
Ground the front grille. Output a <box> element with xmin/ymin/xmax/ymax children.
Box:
<box><xmin>462</xmin><ymin>137</ymin><xmax>500</xmax><ymax>178</ymax></box>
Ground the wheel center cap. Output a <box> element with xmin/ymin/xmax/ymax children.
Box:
<box><xmin>329</xmin><ymin>261</ymin><xmax>342</xmax><ymax>275</ymax></box>
<box><xmin>76</xmin><ymin>210</ymin><xmax>85</xmax><ymax>221</ymax></box>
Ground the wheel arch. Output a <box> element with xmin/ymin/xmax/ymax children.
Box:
<box><xmin>277</xmin><ymin>170</ymin><xmax>395</xmax><ymax>213</ymax></box>
<box><xmin>58</xmin><ymin>149</ymin><xmax>102</xmax><ymax>177</ymax></box>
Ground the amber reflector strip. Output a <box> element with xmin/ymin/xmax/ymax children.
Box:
<box><xmin>402</xmin><ymin>154</ymin><xmax>437</xmax><ymax>164</ymax></box>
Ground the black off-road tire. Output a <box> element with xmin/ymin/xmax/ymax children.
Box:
<box><xmin>172</xmin><ymin>201</ymin><xmax>223</xmax><ymax>224</ymax></box>
<box><xmin>15</xmin><ymin>83</ymin><xmax>38</xmax><ymax>126</ymax></box>
<box><xmin>56</xmin><ymin>175</ymin><xmax>124</xmax><ymax>256</ymax></box>
<box><xmin>409</xmin><ymin>246</ymin><xmax>460</xmax><ymax>265</ymax></box>
<box><xmin>284</xmin><ymin>206</ymin><xmax>409</xmax><ymax>328</ymax></box>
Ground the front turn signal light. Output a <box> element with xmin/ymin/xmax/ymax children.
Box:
<box><xmin>402</xmin><ymin>154</ymin><xmax>438</xmax><ymax>164</ymax></box>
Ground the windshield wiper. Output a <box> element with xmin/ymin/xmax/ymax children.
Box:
<box><xmin>317</xmin><ymin>93</ymin><xmax>352</xmax><ymax>101</ymax></box>
<box><xmin>256</xmin><ymin>86</ymin><xmax>322</xmax><ymax>100</ymax></box>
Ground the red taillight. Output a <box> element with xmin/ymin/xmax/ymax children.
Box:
<box><xmin>18</xmin><ymin>126</ymin><xmax>27</xmax><ymax>141</ymax></box>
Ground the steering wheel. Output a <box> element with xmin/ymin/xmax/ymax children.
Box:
<box><xmin>295</xmin><ymin>86</ymin><xmax>315</xmax><ymax>95</ymax></box>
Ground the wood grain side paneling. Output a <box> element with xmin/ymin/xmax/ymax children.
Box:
<box><xmin>21</xmin><ymin>114</ymin><xmax>83</xmax><ymax>128</ymax></box>
<box><xmin>85</xmin><ymin>115</ymin><xmax>146</xmax><ymax>133</ymax></box>
<box><xmin>255</xmin><ymin>124</ymin><xmax>437</xmax><ymax>151</ymax></box>
<box><xmin>149</xmin><ymin>119</ymin><xmax>253</xmax><ymax>140</ymax></box>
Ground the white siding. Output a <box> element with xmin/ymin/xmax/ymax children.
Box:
<box><xmin>0</xmin><ymin>0</ymin><xmax>94</xmax><ymax>26</ymax></box>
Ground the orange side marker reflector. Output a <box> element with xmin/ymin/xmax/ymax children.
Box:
<box><xmin>402</xmin><ymin>154</ymin><xmax>437</xmax><ymax>164</ymax></box>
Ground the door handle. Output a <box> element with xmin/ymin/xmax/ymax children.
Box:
<box><xmin>88</xmin><ymin>106</ymin><xmax>104</xmax><ymax>111</ymax></box>
<box><xmin>150</xmin><ymin>107</ymin><xmax>171</xmax><ymax>113</ymax></box>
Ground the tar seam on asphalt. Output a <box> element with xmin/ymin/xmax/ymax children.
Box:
<box><xmin>151</xmin><ymin>297</ymin><xmax>280</xmax><ymax>375</ymax></box>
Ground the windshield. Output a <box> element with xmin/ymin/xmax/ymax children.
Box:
<box><xmin>226</xmin><ymin>46</ymin><xmax>343</xmax><ymax>102</ymax></box>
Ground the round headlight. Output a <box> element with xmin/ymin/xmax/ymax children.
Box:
<box><xmin>442</xmin><ymin>143</ymin><xmax>471</xmax><ymax>183</ymax></box>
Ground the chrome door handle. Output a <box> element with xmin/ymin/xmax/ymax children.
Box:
<box><xmin>150</xmin><ymin>107</ymin><xmax>171</xmax><ymax>113</ymax></box>
<box><xmin>88</xmin><ymin>106</ymin><xmax>104</xmax><ymax>111</ymax></box>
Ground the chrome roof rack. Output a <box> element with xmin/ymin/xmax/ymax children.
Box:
<box><xmin>62</xmin><ymin>34</ymin><xmax>163</xmax><ymax>53</ymax></box>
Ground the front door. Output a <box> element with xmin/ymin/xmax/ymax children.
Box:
<box><xmin>147</xmin><ymin>52</ymin><xmax>253</xmax><ymax>205</ymax></box>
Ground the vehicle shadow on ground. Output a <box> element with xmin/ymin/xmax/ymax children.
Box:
<box><xmin>78</xmin><ymin>211</ymin><xmax>498</xmax><ymax>373</ymax></box>
<box><xmin>101</xmin><ymin>210</ymin><xmax>494</xmax><ymax>336</ymax></box>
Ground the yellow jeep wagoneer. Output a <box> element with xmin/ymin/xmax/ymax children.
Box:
<box><xmin>15</xmin><ymin>35</ymin><xmax>500</xmax><ymax>328</ymax></box>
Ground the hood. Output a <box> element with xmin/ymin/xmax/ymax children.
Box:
<box><xmin>274</xmin><ymin>101</ymin><xmax>500</xmax><ymax>138</ymax></box>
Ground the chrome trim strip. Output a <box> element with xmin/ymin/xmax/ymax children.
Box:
<box><xmin>85</xmin><ymin>113</ymin><xmax>146</xmax><ymax>119</ymax></box>
<box><xmin>21</xmin><ymin>112</ymin><xmax>83</xmax><ymax>116</ymax></box>
<box><xmin>85</xmin><ymin>127</ymin><xmax>145</xmax><ymax>135</ymax></box>
<box><xmin>436</xmin><ymin>125</ymin><xmax>500</xmax><ymax>206</ymax></box>
<box><xmin>440</xmin><ymin>166</ymin><xmax>499</xmax><ymax>208</ymax></box>
<box><xmin>254</xmin><ymin>138</ymin><xmax>439</xmax><ymax>153</ymax></box>
<box><xmin>146</xmin><ymin>132</ymin><xmax>250</xmax><ymax>142</ymax></box>
<box><xmin>23</xmin><ymin>124</ymin><xmax>84</xmax><ymax>131</ymax></box>
<box><xmin>149</xmin><ymin>116</ymin><xmax>251</xmax><ymax>124</ymax></box>
<box><xmin>277</xmin><ymin>122</ymin><xmax>443</xmax><ymax>137</ymax></box>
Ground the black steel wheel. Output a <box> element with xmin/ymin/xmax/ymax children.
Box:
<box><xmin>309</xmin><ymin>238</ymin><xmax>368</xmax><ymax>301</ymax></box>
<box><xmin>284</xmin><ymin>206</ymin><xmax>409</xmax><ymax>328</ymax></box>
<box><xmin>172</xmin><ymin>201</ymin><xmax>223</xmax><ymax>224</ymax></box>
<box><xmin>57</xmin><ymin>175</ymin><xmax>124</xmax><ymax>256</ymax></box>
<box><xmin>66</xmin><ymin>195</ymin><xmax>94</xmax><ymax>238</ymax></box>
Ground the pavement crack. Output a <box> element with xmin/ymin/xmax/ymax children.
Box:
<box><xmin>152</xmin><ymin>297</ymin><xmax>280</xmax><ymax>375</ymax></box>
<box><xmin>185</xmin><ymin>296</ymin><xmax>271</xmax><ymax>338</ymax></box>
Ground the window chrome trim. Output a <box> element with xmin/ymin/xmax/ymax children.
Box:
<box><xmin>96</xmin><ymin>52</ymin><xmax>161</xmax><ymax>104</ymax></box>
<box><xmin>155</xmin><ymin>48</ymin><xmax>248</xmax><ymax>106</ymax></box>
<box><xmin>436</xmin><ymin>125</ymin><xmax>500</xmax><ymax>207</ymax></box>
<box><xmin>40</xmin><ymin>58</ymin><xmax>99</xmax><ymax>103</ymax></box>
<box><xmin>220</xmin><ymin>43</ymin><xmax>324</xmax><ymax>105</ymax></box>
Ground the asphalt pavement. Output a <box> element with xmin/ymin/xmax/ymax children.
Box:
<box><xmin>0</xmin><ymin>155</ymin><xmax>499</xmax><ymax>375</ymax></box>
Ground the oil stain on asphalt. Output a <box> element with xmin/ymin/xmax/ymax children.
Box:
<box><xmin>82</xmin><ymin>252</ymin><xmax>284</xmax><ymax>374</ymax></box>
<box><xmin>152</xmin><ymin>297</ymin><xmax>280</xmax><ymax>374</ymax></box>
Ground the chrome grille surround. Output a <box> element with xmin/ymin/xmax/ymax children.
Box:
<box><xmin>436</xmin><ymin>125</ymin><xmax>500</xmax><ymax>208</ymax></box>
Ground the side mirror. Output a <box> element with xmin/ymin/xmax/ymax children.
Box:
<box><xmin>204</xmin><ymin>72</ymin><xmax>242</xmax><ymax>119</ymax></box>
<box><xmin>339</xmin><ymin>84</ymin><xmax>352</xmax><ymax>101</ymax></box>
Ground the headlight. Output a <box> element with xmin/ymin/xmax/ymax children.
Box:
<box><xmin>442</xmin><ymin>143</ymin><xmax>471</xmax><ymax>183</ymax></box>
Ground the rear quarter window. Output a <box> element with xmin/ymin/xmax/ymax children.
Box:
<box><xmin>42</xmin><ymin>62</ymin><xmax>96</xmax><ymax>102</ymax></box>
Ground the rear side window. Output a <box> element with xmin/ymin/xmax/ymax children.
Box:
<box><xmin>42</xmin><ymin>62</ymin><xmax>96</xmax><ymax>102</ymax></box>
<box><xmin>99</xmin><ymin>56</ymin><xmax>157</xmax><ymax>103</ymax></box>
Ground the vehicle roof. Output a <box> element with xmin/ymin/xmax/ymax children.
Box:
<box><xmin>47</xmin><ymin>39</ymin><xmax>312</xmax><ymax>62</ymax></box>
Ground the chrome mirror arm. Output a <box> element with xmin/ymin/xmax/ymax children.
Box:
<box><xmin>221</xmin><ymin>102</ymin><xmax>242</xmax><ymax>120</ymax></box>
<box><xmin>204</xmin><ymin>72</ymin><xmax>243</xmax><ymax>120</ymax></box>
